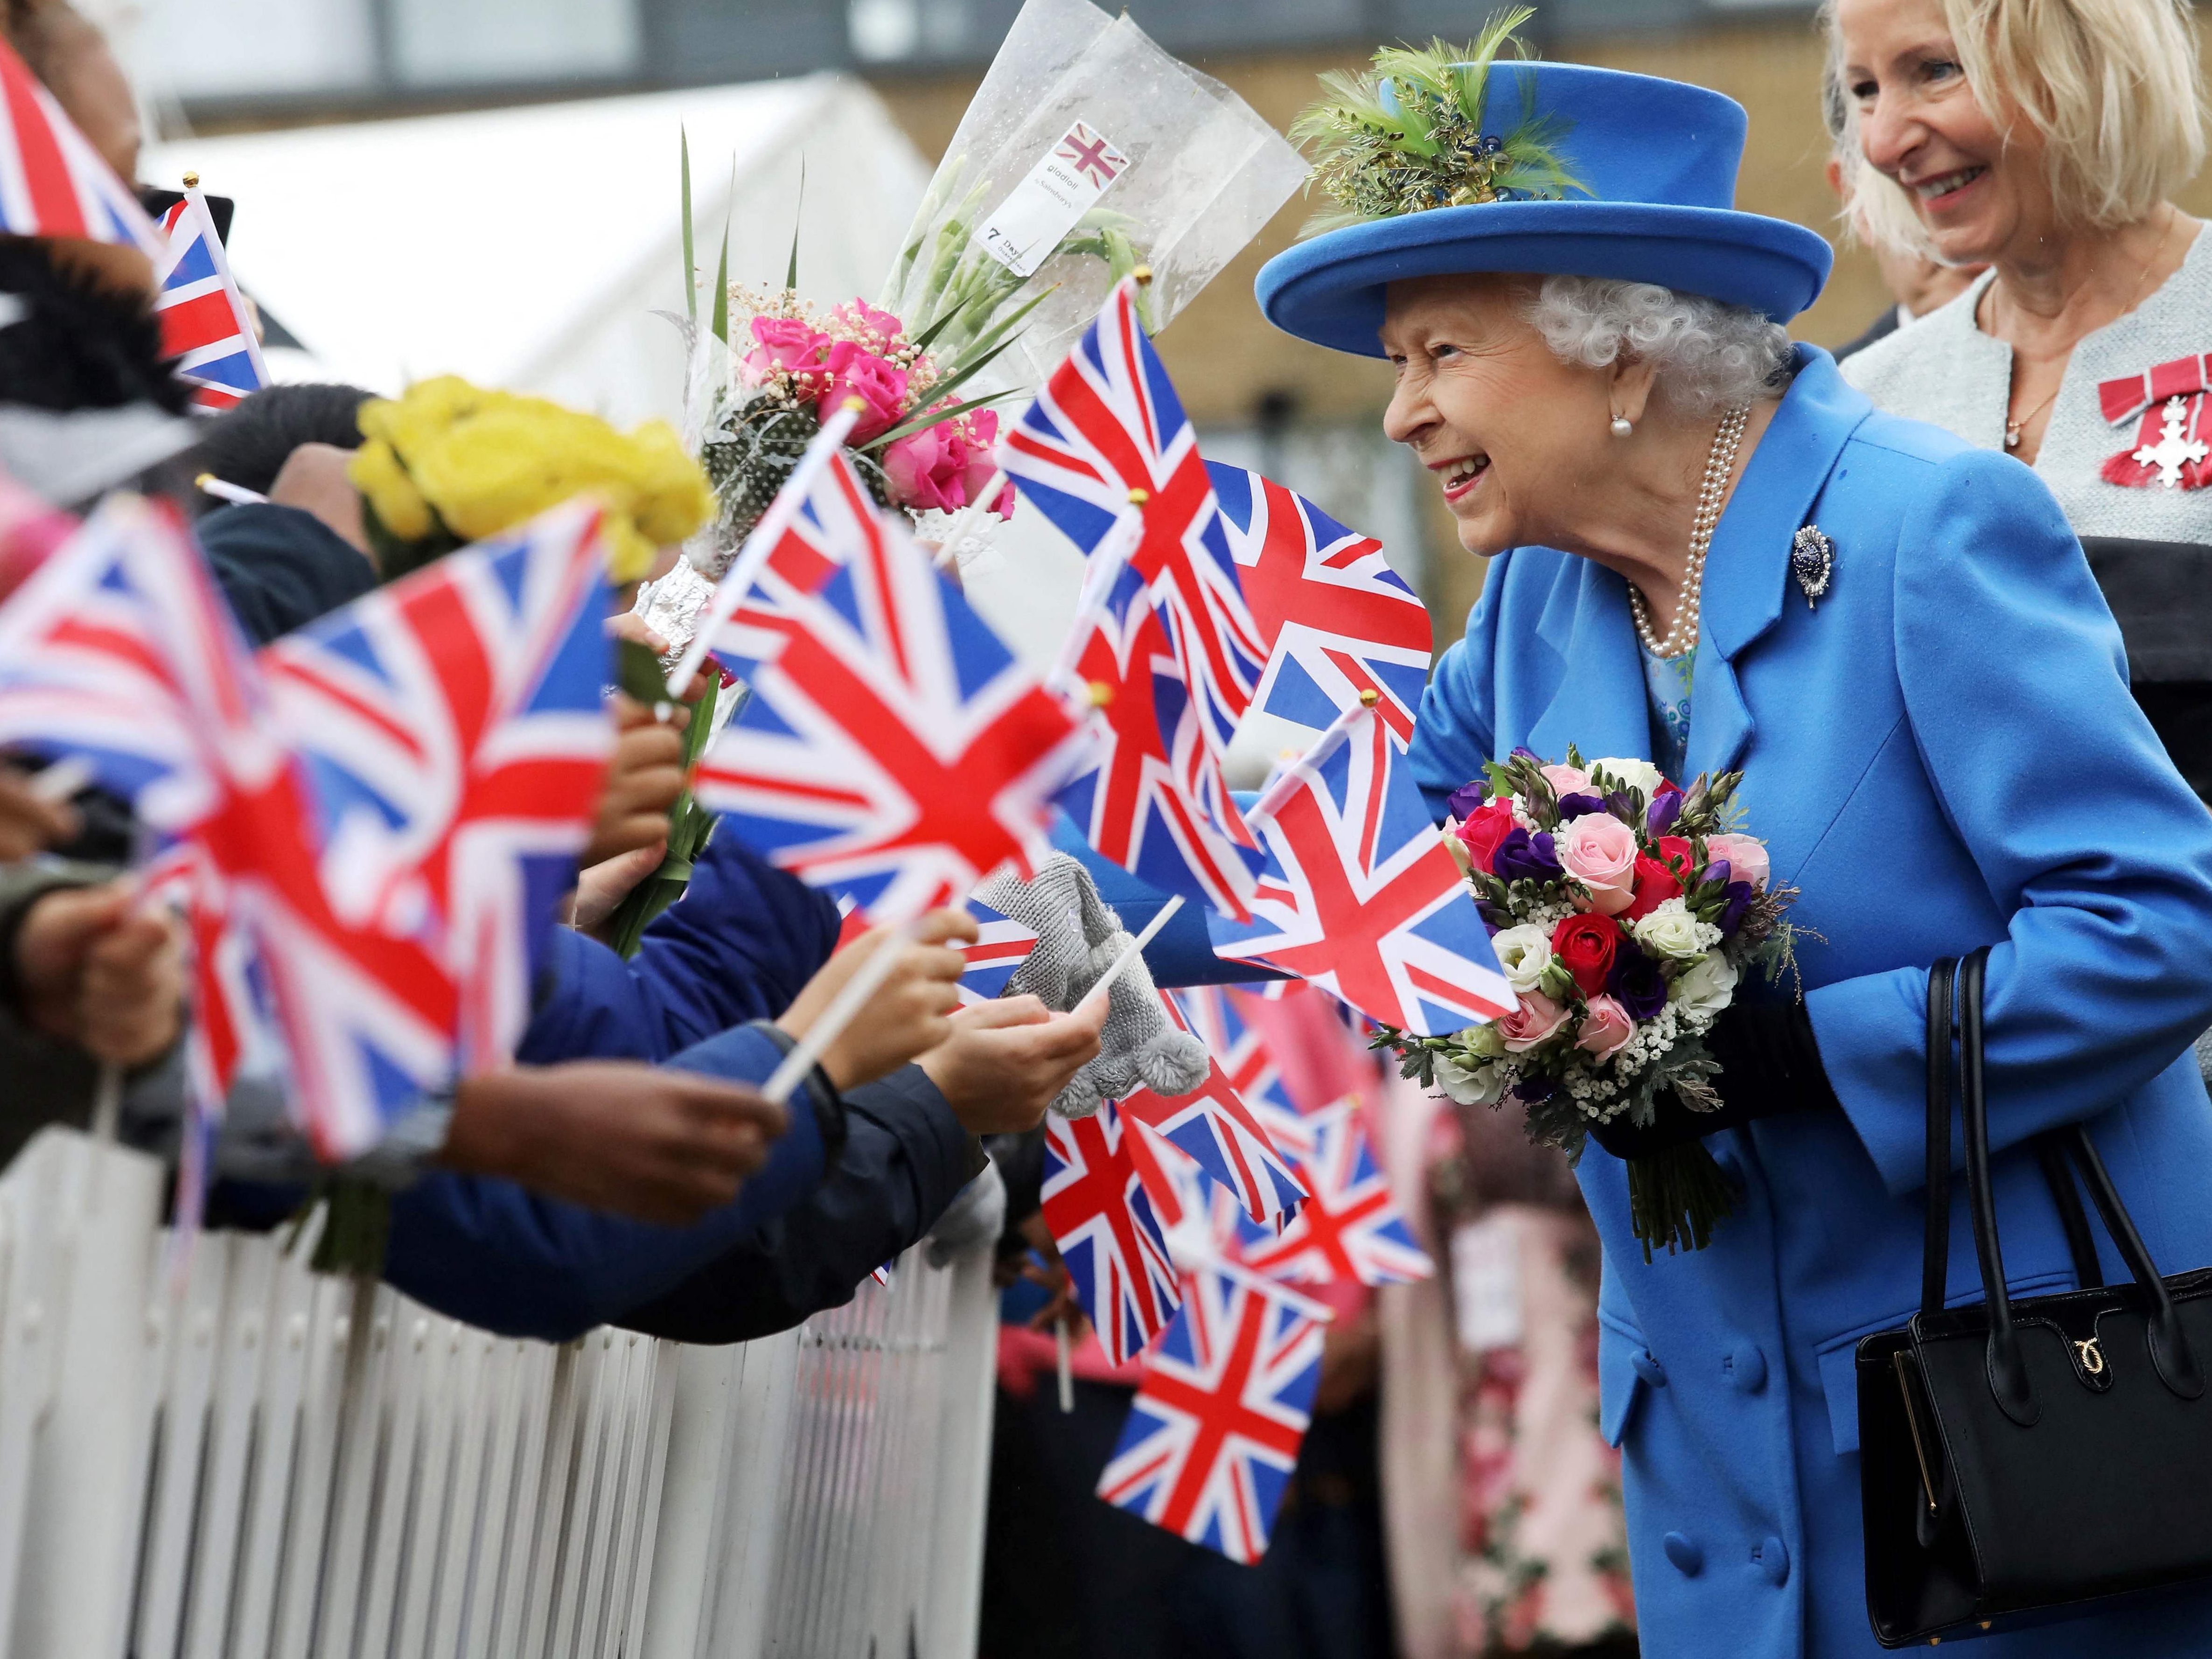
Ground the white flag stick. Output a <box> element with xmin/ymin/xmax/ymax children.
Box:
<box><xmin>931</xmin><ymin>468</ymin><xmax>1007</xmax><ymax>571</ymax></box>
<box><xmin>1245</xmin><ymin>692</ymin><xmax>1380</xmax><ymax>830</ymax></box>
<box><xmin>1055</xmin><ymin>1315</ymin><xmax>1075</xmax><ymax>1413</ymax></box>
<box><xmin>26</xmin><ymin>753</ymin><xmax>93</xmax><ymax>804</ymax></box>
<box><xmin>1075</xmin><ymin>893</ymin><xmax>1183</xmax><ymax>1017</ymax></box>
<box><xmin>666</xmin><ymin>400</ymin><xmax>865</xmax><ymax>699</ymax></box>
<box><xmin>760</xmin><ymin>913</ymin><xmax>920</xmax><ymax>1107</ymax></box>
<box><xmin>194</xmin><ymin>474</ymin><xmax>266</xmax><ymax>507</ymax></box>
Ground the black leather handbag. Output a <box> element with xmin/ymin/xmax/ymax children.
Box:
<box><xmin>1856</xmin><ymin>948</ymin><xmax>2212</xmax><ymax>1646</ymax></box>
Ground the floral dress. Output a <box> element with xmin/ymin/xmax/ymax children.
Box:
<box><xmin>1426</xmin><ymin>1098</ymin><xmax>1638</xmax><ymax>1655</ymax></box>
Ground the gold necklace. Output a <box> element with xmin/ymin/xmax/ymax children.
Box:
<box><xmin>1627</xmin><ymin>404</ymin><xmax>1751</xmax><ymax>661</ymax></box>
<box><xmin>2001</xmin><ymin>208</ymin><xmax>2175</xmax><ymax>451</ymax></box>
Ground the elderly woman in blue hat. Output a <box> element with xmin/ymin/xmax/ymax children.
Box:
<box><xmin>1254</xmin><ymin>25</ymin><xmax>2212</xmax><ymax>1659</ymax></box>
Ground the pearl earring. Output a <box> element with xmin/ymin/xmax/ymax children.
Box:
<box><xmin>1611</xmin><ymin>415</ymin><xmax>1633</xmax><ymax>438</ymax></box>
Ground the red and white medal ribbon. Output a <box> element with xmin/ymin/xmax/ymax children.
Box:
<box><xmin>2097</xmin><ymin>354</ymin><xmax>2212</xmax><ymax>490</ymax></box>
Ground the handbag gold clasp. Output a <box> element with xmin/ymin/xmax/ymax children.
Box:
<box><xmin>2076</xmin><ymin>1338</ymin><xmax>2105</xmax><ymax>1377</ymax></box>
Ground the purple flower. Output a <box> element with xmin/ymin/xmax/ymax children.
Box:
<box><xmin>1491</xmin><ymin>828</ymin><xmax>1563</xmax><ymax>886</ymax></box>
<box><xmin>1511</xmin><ymin>1073</ymin><xmax>1556</xmax><ymax>1104</ymax></box>
<box><xmin>1555</xmin><ymin>791</ymin><xmax>1608</xmax><ymax>821</ymax></box>
<box><xmin>1446</xmin><ymin>779</ymin><xmax>1489</xmax><ymax>822</ymax></box>
<box><xmin>1647</xmin><ymin>784</ymin><xmax>1683</xmax><ymax>835</ymax></box>
<box><xmin>1718</xmin><ymin>880</ymin><xmax>1756</xmax><ymax>936</ymax></box>
<box><xmin>1705</xmin><ymin>857</ymin><xmax>1732</xmax><ymax>889</ymax></box>
<box><xmin>1604</xmin><ymin>788</ymin><xmax>1638</xmax><ymax>822</ymax></box>
<box><xmin>1510</xmin><ymin>746</ymin><xmax>1541</xmax><ymax>762</ymax></box>
<box><xmin>1606</xmin><ymin>946</ymin><xmax>1668</xmax><ymax>1020</ymax></box>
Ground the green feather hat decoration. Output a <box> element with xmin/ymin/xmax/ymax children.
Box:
<box><xmin>1287</xmin><ymin>8</ymin><xmax>1587</xmax><ymax>235</ymax></box>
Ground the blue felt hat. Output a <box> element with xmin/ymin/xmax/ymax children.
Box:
<box><xmin>1256</xmin><ymin>61</ymin><xmax>1835</xmax><ymax>356</ymax></box>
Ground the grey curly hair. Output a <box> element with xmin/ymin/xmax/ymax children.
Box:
<box><xmin>1524</xmin><ymin>275</ymin><xmax>1796</xmax><ymax>414</ymax></box>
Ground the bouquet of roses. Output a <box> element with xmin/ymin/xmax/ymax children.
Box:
<box><xmin>1382</xmin><ymin>747</ymin><xmax>1798</xmax><ymax>1257</ymax></box>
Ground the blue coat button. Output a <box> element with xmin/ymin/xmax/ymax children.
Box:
<box><xmin>1723</xmin><ymin>1344</ymin><xmax>1768</xmax><ymax>1393</ymax></box>
<box><xmin>1751</xmin><ymin>1535</ymin><xmax>1790</xmax><ymax>1586</ymax></box>
<box><xmin>1662</xmin><ymin>1532</ymin><xmax>1703</xmax><ymax>1576</ymax></box>
<box><xmin>1632</xmin><ymin>1349</ymin><xmax>1668</xmax><ymax>1387</ymax></box>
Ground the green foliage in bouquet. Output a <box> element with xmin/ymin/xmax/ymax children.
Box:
<box><xmin>603</xmin><ymin>637</ymin><xmax>740</xmax><ymax>959</ymax></box>
<box><xmin>1288</xmin><ymin>10</ymin><xmax>1586</xmax><ymax>235</ymax></box>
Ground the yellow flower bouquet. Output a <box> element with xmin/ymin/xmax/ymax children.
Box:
<box><xmin>349</xmin><ymin>376</ymin><xmax>713</xmax><ymax>583</ymax></box>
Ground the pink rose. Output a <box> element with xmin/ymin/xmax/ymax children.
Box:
<box><xmin>820</xmin><ymin>342</ymin><xmax>909</xmax><ymax>443</ymax></box>
<box><xmin>1706</xmin><ymin>833</ymin><xmax>1771</xmax><ymax>892</ymax></box>
<box><xmin>1540</xmin><ymin>762</ymin><xmax>1591</xmax><ymax>799</ymax></box>
<box><xmin>1496</xmin><ymin>992</ymin><xmax>1569</xmax><ymax>1053</ymax></box>
<box><xmin>831</xmin><ymin>298</ymin><xmax>905</xmax><ymax>344</ymax></box>
<box><xmin>955</xmin><ymin>410</ymin><xmax>1007</xmax><ymax>512</ymax></box>
<box><xmin>1576</xmin><ymin>994</ymin><xmax>1635</xmax><ymax>1060</ymax></box>
<box><xmin>1558</xmin><ymin>812</ymin><xmax>1638</xmax><ymax>915</ymax></box>
<box><xmin>881</xmin><ymin>424</ymin><xmax>965</xmax><ymax>514</ymax></box>
<box><xmin>742</xmin><ymin>316</ymin><xmax>829</xmax><ymax>386</ymax></box>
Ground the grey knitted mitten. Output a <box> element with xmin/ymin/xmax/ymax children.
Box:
<box><xmin>973</xmin><ymin>855</ymin><xmax>1210</xmax><ymax>1118</ymax></box>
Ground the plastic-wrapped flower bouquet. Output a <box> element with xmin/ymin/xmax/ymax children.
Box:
<box><xmin>1381</xmin><ymin>747</ymin><xmax>1798</xmax><ymax>1256</ymax></box>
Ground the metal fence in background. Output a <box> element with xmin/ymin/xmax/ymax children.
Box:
<box><xmin>0</xmin><ymin>1128</ymin><xmax>997</xmax><ymax>1659</ymax></box>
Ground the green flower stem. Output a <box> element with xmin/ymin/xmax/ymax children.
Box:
<box><xmin>1625</xmin><ymin>1142</ymin><xmax>1738</xmax><ymax>1262</ymax></box>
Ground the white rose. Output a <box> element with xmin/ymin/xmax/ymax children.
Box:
<box><xmin>1671</xmin><ymin>950</ymin><xmax>1740</xmax><ymax>1020</ymax></box>
<box><xmin>1632</xmin><ymin>897</ymin><xmax>1710</xmax><ymax>962</ymax></box>
<box><xmin>1434</xmin><ymin>1053</ymin><xmax>1505</xmax><ymax>1105</ymax></box>
<box><xmin>1490</xmin><ymin>923</ymin><xmax>1554</xmax><ymax>993</ymax></box>
<box><xmin>1456</xmin><ymin>1021</ymin><xmax>1506</xmax><ymax>1060</ymax></box>
<box><xmin>1590</xmin><ymin>756</ymin><xmax>1662</xmax><ymax>796</ymax></box>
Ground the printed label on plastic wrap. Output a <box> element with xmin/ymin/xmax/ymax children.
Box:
<box><xmin>1450</xmin><ymin>1214</ymin><xmax>1524</xmax><ymax>1355</ymax></box>
<box><xmin>974</xmin><ymin>119</ymin><xmax>1130</xmax><ymax>277</ymax></box>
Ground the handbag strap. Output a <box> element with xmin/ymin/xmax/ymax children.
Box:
<box><xmin>1920</xmin><ymin>958</ymin><xmax>1957</xmax><ymax>1321</ymax></box>
<box><xmin>1955</xmin><ymin>949</ymin><xmax>2042</xmax><ymax>1425</ymax></box>
<box><xmin>2056</xmin><ymin>1126</ymin><xmax>2205</xmax><ymax>1398</ymax></box>
<box><xmin>2034</xmin><ymin>1136</ymin><xmax>2104</xmax><ymax>1290</ymax></box>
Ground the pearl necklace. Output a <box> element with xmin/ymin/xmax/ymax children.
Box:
<box><xmin>1628</xmin><ymin>403</ymin><xmax>1751</xmax><ymax>661</ymax></box>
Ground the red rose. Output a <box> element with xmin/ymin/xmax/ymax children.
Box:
<box><xmin>1551</xmin><ymin>913</ymin><xmax>1622</xmax><ymax>997</ymax></box>
<box><xmin>1620</xmin><ymin>854</ymin><xmax>1682</xmax><ymax>922</ymax></box>
<box><xmin>1457</xmin><ymin>799</ymin><xmax>1519</xmax><ymax>874</ymax></box>
<box><xmin>1656</xmin><ymin>835</ymin><xmax>1694</xmax><ymax>877</ymax></box>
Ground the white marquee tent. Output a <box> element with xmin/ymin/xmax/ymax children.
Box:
<box><xmin>143</xmin><ymin>77</ymin><xmax>932</xmax><ymax>427</ymax></box>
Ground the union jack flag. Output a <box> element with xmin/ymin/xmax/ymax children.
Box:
<box><xmin>1206</xmin><ymin>464</ymin><xmax>1431</xmax><ymax>745</ymax></box>
<box><xmin>693</xmin><ymin>478</ymin><xmax>1086</xmax><ymax>925</ymax></box>
<box><xmin>1172</xmin><ymin>983</ymin><xmax>1316</xmax><ymax>1162</ymax></box>
<box><xmin>955</xmin><ymin>896</ymin><xmax>1038</xmax><ymax>1003</ymax></box>
<box><xmin>0</xmin><ymin>495</ymin><xmax>458</xmax><ymax>1155</ymax></box>
<box><xmin>1096</xmin><ymin>1265</ymin><xmax>1328</xmax><ymax>1563</ymax></box>
<box><xmin>154</xmin><ymin>184</ymin><xmax>270</xmax><ymax>414</ymax></box>
<box><xmin>0</xmin><ymin>35</ymin><xmax>162</xmax><ymax>256</ymax></box>
<box><xmin>1042</xmin><ymin>1103</ymin><xmax>1183</xmax><ymax>1365</ymax></box>
<box><xmin>260</xmin><ymin>500</ymin><xmax>616</xmax><ymax>1084</ymax></box>
<box><xmin>1003</xmin><ymin>279</ymin><xmax>1264</xmax><ymax>918</ymax></box>
<box><xmin>1212</xmin><ymin>705</ymin><xmax>1514</xmax><ymax>1037</ymax></box>
<box><xmin>1054</xmin><ymin>121</ymin><xmax>1128</xmax><ymax>189</ymax></box>
<box><xmin>695</xmin><ymin>446</ymin><xmax>876</xmax><ymax>684</ymax></box>
<box><xmin>1237</xmin><ymin>1105</ymin><xmax>1432</xmax><ymax>1287</ymax></box>
<box><xmin>1117</xmin><ymin>987</ymin><xmax>1307</xmax><ymax>1229</ymax></box>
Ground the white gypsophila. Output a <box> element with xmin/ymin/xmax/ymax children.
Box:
<box><xmin>1587</xmin><ymin>756</ymin><xmax>1663</xmax><ymax>796</ymax></box>
<box><xmin>1633</xmin><ymin>897</ymin><xmax>1722</xmax><ymax>962</ymax></box>
<box><xmin>1517</xmin><ymin>896</ymin><xmax>1575</xmax><ymax>931</ymax></box>
<box><xmin>1596</xmin><ymin>1000</ymin><xmax>1684</xmax><ymax>1108</ymax></box>
<box><xmin>1525</xmin><ymin>275</ymin><xmax>1796</xmax><ymax>417</ymax></box>
<box><xmin>1490</xmin><ymin>924</ymin><xmax>1554</xmax><ymax>993</ymax></box>
<box><xmin>1671</xmin><ymin>949</ymin><xmax>1739</xmax><ymax>1022</ymax></box>
<box><xmin>1435</xmin><ymin>1053</ymin><xmax>1506</xmax><ymax>1106</ymax></box>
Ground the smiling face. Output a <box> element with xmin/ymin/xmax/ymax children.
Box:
<box><xmin>1381</xmin><ymin>273</ymin><xmax>1618</xmax><ymax>558</ymax></box>
<box><xmin>1835</xmin><ymin>0</ymin><xmax>2051</xmax><ymax>266</ymax></box>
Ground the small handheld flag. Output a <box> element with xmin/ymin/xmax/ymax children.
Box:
<box><xmin>154</xmin><ymin>176</ymin><xmax>271</xmax><ymax>414</ymax></box>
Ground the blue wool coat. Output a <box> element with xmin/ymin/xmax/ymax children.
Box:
<box><xmin>1410</xmin><ymin>347</ymin><xmax>2212</xmax><ymax>1657</ymax></box>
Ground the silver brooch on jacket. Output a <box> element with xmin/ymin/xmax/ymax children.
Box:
<box><xmin>1790</xmin><ymin>525</ymin><xmax>1835</xmax><ymax>609</ymax></box>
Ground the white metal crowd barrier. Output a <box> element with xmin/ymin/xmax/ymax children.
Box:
<box><xmin>0</xmin><ymin>1128</ymin><xmax>998</xmax><ymax>1659</ymax></box>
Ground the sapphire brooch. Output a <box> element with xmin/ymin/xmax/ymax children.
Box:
<box><xmin>1791</xmin><ymin>525</ymin><xmax>1835</xmax><ymax>609</ymax></box>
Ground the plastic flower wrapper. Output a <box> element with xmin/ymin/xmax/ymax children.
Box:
<box><xmin>878</xmin><ymin>0</ymin><xmax>1309</xmax><ymax>390</ymax></box>
<box><xmin>349</xmin><ymin>376</ymin><xmax>712</xmax><ymax>584</ymax></box>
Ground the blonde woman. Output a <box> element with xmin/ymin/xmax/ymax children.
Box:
<box><xmin>1831</xmin><ymin>0</ymin><xmax>2212</xmax><ymax>800</ymax></box>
